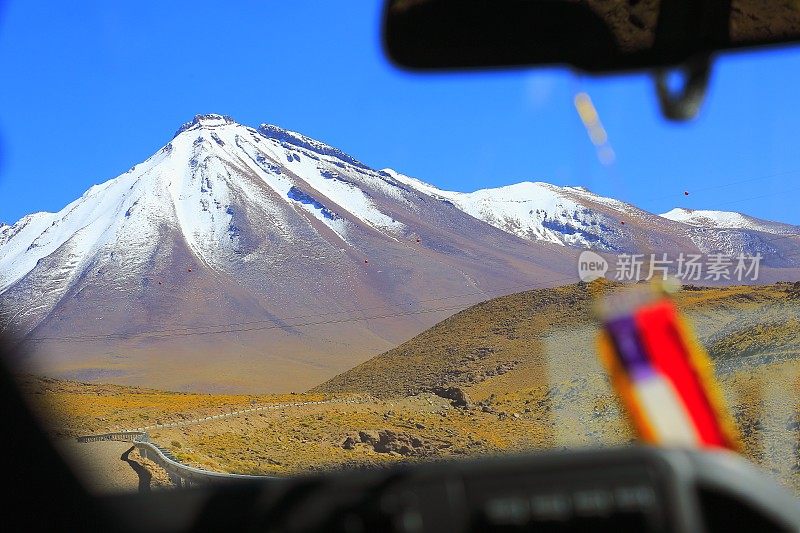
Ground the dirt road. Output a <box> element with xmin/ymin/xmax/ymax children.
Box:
<box><xmin>56</xmin><ymin>439</ymin><xmax>147</xmax><ymax>494</ymax></box>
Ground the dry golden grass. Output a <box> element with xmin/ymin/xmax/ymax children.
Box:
<box><xmin>29</xmin><ymin>361</ymin><xmax>798</xmax><ymax>492</ymax></box>
<box><xmin>21</xmin><ymin>281</ymin><xmax>800</xmax><ymax>494</ymax></box>
<box><xmin>717</xmin><ymin>358</ymin><xmax>800</xmax><ymax>493</ymax></box>
<box><xmin>18</xmin><ymin>375</ymin><xmax>324</xmax><ymax>437</ymax></box>
<box><xmin>309</xmin><ymin>281</ymin><xmax>800</xmax><ymax>491</ymax></box>
<box><xmin>313</xmin><ymin>281</ymin><xmax>607</xmax><ymax>398</ymax></box>
<box><xmin>315</xmin><ymin>281</ymin><xmax>800</xmax><ymax>400</ymax></box>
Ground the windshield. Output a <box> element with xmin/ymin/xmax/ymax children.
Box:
<box><xmin>1</xmin><ymin>2</ymin><xmax>799</xmax><ymax>497</ymax></box>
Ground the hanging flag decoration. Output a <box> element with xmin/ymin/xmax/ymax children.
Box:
<box><xmin>596</xmin><ymin>289</ymin><xmax>740</xmax><ymax>451</ymax></box>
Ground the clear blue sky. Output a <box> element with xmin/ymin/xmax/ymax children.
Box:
<box><xmin>1</xmin><ymin>1</ymin><xmax>799</xmax><ymax>225</ymax></box>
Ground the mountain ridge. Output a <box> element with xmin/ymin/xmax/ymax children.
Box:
<box><xmin>1</xmin><ymin>114</ymin><xmax>799</xmax><ymax>393</ymax></box>
<box><xmin>660</xmin><ymin>207</ymin><xmax>799</xmax><ymax>235</ymax></box>
<box><xmin>0</xmin><ymin>115</ymin><xmax>576</xmax><ymax>392</ymax></box>
<box><xmin>385</xmin><ymin>168</ymin><xmax>800</xmax><ymax>257</ymax></box>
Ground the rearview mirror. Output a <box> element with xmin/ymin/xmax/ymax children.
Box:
<box><xmin>383</xmin><ymin>0</ymin><xmax>800</xmax><ymax>120</ymax></box>
<box><xmin>383</xmin><ymin>0</ymin><xmax>800</xmax><ymax>72</ymax></box>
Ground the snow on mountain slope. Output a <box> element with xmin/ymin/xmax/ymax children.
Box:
<box><xmin>387</xmin><ymin>171</ymin><xmax>609</xmax><ymax>247</ymax></box>
<box><xmin>0</xmin><ymin>116</ymin><xmax>412</xmax><ymax>293</ymax></box>
<box><xmin>0</xmin><ymin>223</ymin><xmax>10</xmax><ymax>246</ymax></box>
<box><xmin>387</xmin><ymin>169</ymin><xmax>800</xmax><ymax>263</ymax></box>
<box><xmin>387</xmin><ymin>169</ymin><xmax>680</xmax><ymax>252</ymax></box>
<box><xmin>441</xmin><ymin>182</ymin><xmax>629</xmax><ymax>249</ymax></box>
<box><xmin>661</xmin><ymin>208</ymin><xmax>800</xmax><ymax>235</ymax></box>
<box><xmin>0</xmin><ymin>114</ymin><xmax>577</xmax><ymax>393</ymax></box>
<box><xmin>2</xmin><ymin>114</ymin><xmax>798</xmax><ymax>393</ymax></box>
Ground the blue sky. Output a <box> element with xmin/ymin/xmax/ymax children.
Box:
<box><xmin>1</xmin><ymin>1</ymin><xmax>799</xmax><ymax>225</ymax></box>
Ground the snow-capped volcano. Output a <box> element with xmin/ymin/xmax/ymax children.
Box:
<box><xmin>0</xmin><ymin>114</ymin><xmax>577</xmax><ymax>392</ymax></box>
<box><xmin>1</xmin><ymin>114</ymin><xmax>798</xmax><ymax>393</ymax></box>
<box><xmin>0</xmin><ymin>114</ymin><xmax>409</xmax><ymax>293</ymax></box>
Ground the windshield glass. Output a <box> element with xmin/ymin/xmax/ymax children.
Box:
<box><xmin>1</xmin><ymin>2</ymin><xmax>799</xmax><ymax>496</ymax></box>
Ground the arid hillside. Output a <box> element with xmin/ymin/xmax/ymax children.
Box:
<box><xmin>22</xmin><ymin>281</ymin><xmax>800</xmax><ymax>494</ymax></box>
<box><xmin>312</xmin><ymin>281</ymin><xmax>800</xmax><ymax>491</ymax></box>
<box><xmin>313</xmin><ymin>281</ymin><xmax>800</xmax><ymax>400</ymax></box>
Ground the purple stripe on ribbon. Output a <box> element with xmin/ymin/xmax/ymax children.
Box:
<box><xmin>606</xmin><ymin>315</ymin><xmax>655</xmax><ymax>381</ymax></box>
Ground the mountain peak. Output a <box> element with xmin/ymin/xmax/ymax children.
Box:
<box><xmin>662</xmin><ymin>207</ymin><xmax>694</xmax><ymax>215</ymax></box>
<box><xmin>660</xmin><ymin>207</ymin><xmax>799</xmax><ymax>234</ymax></box>
<box><xmin>660</xmin><ymin>207</ymin><xmax>743</xmax><ymax>225</ymax></box>
<box><xmin>174</xmin><ymin>114</ymin><xmax>236</xmax><ymax>138</ymax></box>
<box><xmin>257</xmin><ymin>124</ymin><xmax>370</xmax><ymax>170</ymax></box>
